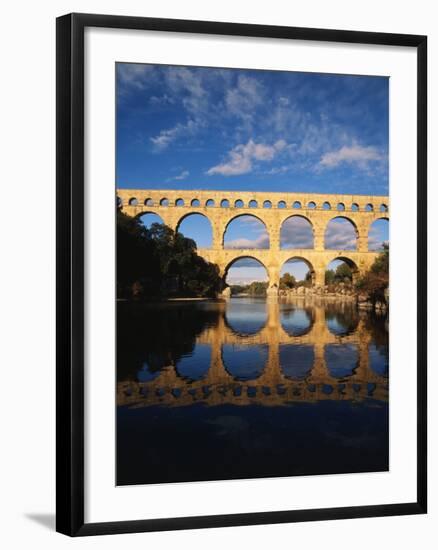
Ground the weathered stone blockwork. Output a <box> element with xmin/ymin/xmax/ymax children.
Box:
<box><xmin>117</xmin><ymin>188</ymin><xmax>389</xmax><ymax>289</ymax></box>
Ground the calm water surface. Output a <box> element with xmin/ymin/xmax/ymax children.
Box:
<box><xmin>117</xmin><ymin>297</ymin><xmax>389</xmax><ymax>485</ymax></box>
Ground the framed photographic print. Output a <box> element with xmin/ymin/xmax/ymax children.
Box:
<box><xmin>56</xmin><ymin>13</ymin><xmax>427</xmax><ymax>536</ymax></box>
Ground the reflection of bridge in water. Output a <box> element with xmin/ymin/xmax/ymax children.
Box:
<box><xmin>117</xmin><ymin>299</ymin><xmax>388</xmax><ymax>408</ymax></box>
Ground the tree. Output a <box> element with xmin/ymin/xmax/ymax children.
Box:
<box><xmin>280</xmin><ymin>272</ymin><xmax>296</xmax><ymax>289</ymax></box>
<box><xmin>117</xmin><ymin>212</ymin><xmax>222</xmax><ymax>298</ymax></box>
<box><xmin>335</xmin><ymin>262</ymin><xmax>353</xmax><ymax>282</ymax></box>
<box><xmin>356</xmin><ymin>244</ymin><xmax>389</xmax><ymax>304</ymax></box>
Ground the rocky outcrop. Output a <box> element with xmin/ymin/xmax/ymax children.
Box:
<box><xmin>280</xmin><ymin>284</ymin><xmax>389</xmax><ymax>313</ymax></box>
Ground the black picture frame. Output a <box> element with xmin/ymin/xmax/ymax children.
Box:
<box><xmin>56</xmin><ymin>12</ymin><xmax>427</xmax><ymax>536</ymax></box>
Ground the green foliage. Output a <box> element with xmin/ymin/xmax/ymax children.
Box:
<box><xmin>229</xmin><ymin>281</ymin><xmax>268</xmax><ymax>296</ymax></box>
<box><xmin>280</xmin><ymin>272</ymin><xmax>296</xmax><ymax>290</ymax></box>
<box><xmin>355</xmin><ymin>244</ymin><xmax>389</xmax><ymax>304</ymax></box>
<box><xmin>117</xmin><ymin>211</ymin><xmax>221</xmax><ymax>299</ymax></box>
<box><xmin>335</xmin><ymin>262</ymin><xmax>353</xmax><ymax>281</ymax></box>
<box><xmin>325</xmin><ymin>269</ymin><xmax>335</xmax><ymax>285</ymax></box>
<box><xmin>325</xmin><ymin>262</ymin><xmax>353</xmax><ymax>285</ymax></box>
<box><xmin>248</xmin><ymin>281</ymin><xmax>268</xmax><ymax>295</ymax></box>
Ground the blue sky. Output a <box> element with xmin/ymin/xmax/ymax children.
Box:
<box><xmin>119</xmin><ymin>63</ymin><xmax>389</xmax><ymax>283</ymax></box>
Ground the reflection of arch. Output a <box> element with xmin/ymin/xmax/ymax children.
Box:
<box><xmin>280</xmin><ymin>344</ymin><xmax>314</xmax><ymax>380</ymax></box>
<box><xmin>280</xmin><ymin>215</ymin><xmax>314</xmax><ymax>249</ymax></box>
<box><xmin>224</xmin><ymin>298</ymin><xmax>268</xmax><ymax>336</ymax></box>
<box><xmin>325</xmin><ymin>344</ymin><xmax>359</xmax><ymax>379</ymax></box>
<box><xmin>325</xmin><ymin>216</ymin><xmax>358</xmax><ymax>250</ymax></box>
<box><xmin>281</xmin><ymin>256</ymin><xmax>316</xmax><ymax>285</ymax></box>
<box><xmin>280</xmin><ymin>305</ymin><xmax>314</xmax><ymax>336</ymax></box>
<box><xmin>223</xmin><ymin>214</ymin><xmax>270</xmax><ymax>249</ymax></box>
<box><xmin>176</xmin><ymin>212</ymin><xmax>213</xmax><ymax>247</ymax></box>
<box><xmin>325</xmin><ymin>303</ymin><xmax>359</xmax><ymax>336</ymax></box>
<box><xmin>175</xmin><ymin>344</ymin><xmax>211</xmax><ymax>381</ymax></box>
<box><xmin>221</xmin><ymin>344</ymin><xmax>268</xmax><ymax>381</ymax></box>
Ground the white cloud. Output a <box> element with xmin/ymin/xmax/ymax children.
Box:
<box><xmin>225</xmin><ymin>234</ymin><xmax>270</xmax><ymax>249</ymax></box>
<box><xmin>225</xmin><ymin>75</ymin><xmax>264</xmax><ymax>116</ymax></box>
<box><xmin>280</xmin><ymin>217</ymin><xmax>314</xmax><ymax>248</ymax></box>
<box><xmin>319</xmin><ymin>144</ymin><xmax>383</xmax><ymax>169</ymax></box>
<box><xmin>117</xmin><ymin>64</ymin><xmax>157</xmax><ymax>93</ymax></box>
<box><xmin>150</xmin><ymin>119</ymin><xmax>200</xmax><ymax>151</ymax></box>
<box><xmin>207</xmin><ymin>139</ymin><xmax>287</xmax><ymax>176</ymax></box>
<box><xmin>324</xmin><ymin>220</ymin><xmax>357</xmax><ymax>250</ymax></box>
<box><xmin>170</xmin><ymin>170</ymin><xmax>189</xmax><ymax>181</ymax></box>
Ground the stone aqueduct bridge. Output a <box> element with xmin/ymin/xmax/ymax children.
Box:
<box><xmin>117</xmin><ymin>188</ymin><xmax>389</xmax><ymax>289</ymax></box>
<box><xmin>118</xmin><ymin>300</ymin><xmax>388</xmax><ymax>408</ymax></box>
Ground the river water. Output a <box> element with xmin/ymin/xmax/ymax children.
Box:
<box><xmin>117</xmin><ymin>297</ymin><xmax>389</xmax><ymax>485</ymax></box>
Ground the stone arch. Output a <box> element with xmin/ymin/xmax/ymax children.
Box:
<box><xmin>144</xmin><ymin>197</ymin><xmax>154</xmax><ymax>206</ymax></box>
<box><xmin>205</xmin><ymin>199</ymin><xmax>215</xmax><ymax>207</ymax></box>
<box><xmin>249</xmin><ymin>200</ymin><xmax>258</xmax><ymax>208</ymax></box>
<box><xmin>117</xmin><ymin>196</ymin><xmax>122</xmax><ymax>208</ymax></box>
<box><xmin>137</xmin><ymin>211</ymin><xmax>165</xmax><ymax>227</ymax></box>
<box><xmin>337</xmin><ymin>202</ymin><xmax>345</xmax><ymax>211</ymax></box>
<box><xmin>280</xmin><ymin>256</ymin><xmax>316</xmax><ymax>285</ymax></box>
<box><xmin>191</xmin><ymin>198</ymin><xmax>200</xmax><ymax>207</ymax></box>
<box><xmin>325</xmin><ymin>216</ymin><xmax>358</xmax><ymax>250</ymax></box>
<box><xmin>307</xmin><ymin>201</ymin><xmax>316</xmax><ymax>210</ymax></box>
<box><xmin>222</xmin><ymin>255</ymin><xmax>270</xmax><ymax>292</ymax></box>
<box><xmin>176</xmin><ymin>212</ymin><xmax>213</xmax><ymax>248</ymax></box>
<box><xmin>223</xmin><ymin>214</ymin><xmax>270</xmax><ymax>249</ymax></box>
<box><xmin>263</xmin><ymin>200</ymin><xmax>272</xmax><ymax>208</ymax></box>
<box><xmin>365</xmin><ymin>203</ymin><xmax>374</xmax><ymax>212</ymax></box>
<box><xmin>234</xmin><ymin>199</ymin><xmax>244</xmax><ymax>208</ymax></box>
<box><xmin>323</xmin><ymin>201</ymin><xmax>331</xmax><ymax>210</ymax></box>
<box><xmin>379</xmin><ymin>203</ymin><xmax>388</xmax><ymax>213</ymax></box>
<box><xmin>175</xmin><ymin>198</ymin><xmax>184</xmax><ymax>206</ymax></box>
<box><xmin>220</xmin><ymin>199</ymin><xmax>230</xmax><ymax>208</ymax></box>
<box><xmin>280</xmin><ymin>214</ymin><xmax>314</xmax><ymax>249</ymax></box>
<box><xmin>326</xmin><ymin>255</ymin><xmax>360</xmax><ymax>283</ymax></box>
<box><xmin>277</xmin><ymin>200</ymin><xmax>287</xmax><ymax>209</ymax></box>
<box><xmin>293</xmin><ymin>201</ymin><xmax>302</xmax><ymax>209</ymax></box>
<box><xmin>129</xmin><ymin>197</ymin><xmax>138</xmax><ymax>206</ymax></box>
<box><xmin>351</xmin><ymin>203</ymin><xmax>359</xmax><ymax>212</ymax></box>
<box><xmin>160</xmin><ymin>197</ymin><xmax>169</xmax><ymax>206</ymax></box>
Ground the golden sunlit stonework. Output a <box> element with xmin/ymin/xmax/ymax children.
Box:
<box><xmin>117</xmin><ymin>300</ymin><xmax>387</xmax><ymax>408</ymax></box>
<box><xmin>117</xmin><ymin>188</ymin><xmax>389</xmax><ymax>291</ymax></box>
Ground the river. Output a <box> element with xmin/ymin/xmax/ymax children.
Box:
<box><xmin>117</xmin><ymin>297</ymin><xmax>389</xmax><ymax>485</ymax></box>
